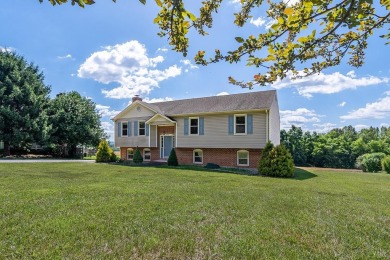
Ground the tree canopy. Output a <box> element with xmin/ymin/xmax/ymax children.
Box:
<box><xmin>0</xmin><ymin>51</ymin><xmax>51</xmax><ymax>156</ymax></box>
<box><xmin>49</xmin><ymin>91</ymin><xmax>105</xmax><ymax>156</ymax></box>
<box><xmin>40</xmin><ymin>0</ymin><xmax>389</xmax><ymax>87</ymax></box>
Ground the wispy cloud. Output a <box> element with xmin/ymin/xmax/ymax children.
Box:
<box><xmin>338</xmin><ymin>101</ymin><xmax>347</xmax><ymax>107</ymax></box>
<box><xmin>78</xmin><ymin>40</ymin><xmax>182</xmax><ymax>99</ymax></box>
<box><xmin>0</xmin><ymin>46</ymin><xmax>15</xmax><ymax>52</ymax></box>
<box><xmin>340</xmin><ymin>91</ymin><xmax>390</xmax><ymax>120</ymax></box>
<box><xmin>249</xmin><ymin>17</ymin><xmax>266</xmax><ymax>27</ymax></box>
<box><xmin>96</xmin><ymin>104</ymin><xmax>121</xmax><ymax>118</ymax></box>
<box><xmin>311</xmin><ymin>123</ymin><xmax>338</xmax><ymax>133</ymax></box>
<box><xmin>57</xmin><ymin>54</ymin><xmax>74</xmax><ymax>60</ymax></box>
<box><xmin>180</xmin><ymin>59</ymin><xmax>199</xmax><ymax>72</ymax></box>
<box><xmin>216</xmin><ymin>91</ymin><xmax>229</xmax><ymax>96</ymax></box>
<box><xmin>280</xmin><ymin>108</ymin><xmax>322</xmax><ymax>129</ymax></box>
<box><xmin>101</xmin><ymin>121</ymin><xmax>114</xmax><ymax>139</ymax></box>
<box><xmin>272</xmin><ymin>70</ymin><xmax>389</xmax><ymax>98</ymax></box>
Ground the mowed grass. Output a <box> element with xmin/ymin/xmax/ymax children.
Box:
<box><xmin>0</xmin><ymin>164</ymin><xmax>389</xmax><ymax>259</ymax></box>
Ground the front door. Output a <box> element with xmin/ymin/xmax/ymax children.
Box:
<box><xmin>160</xmin><ymin>135</ymin><xmax>173</xmax><ymax>158</ymax></box>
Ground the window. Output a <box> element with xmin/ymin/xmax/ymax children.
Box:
<box><xmin>237</xmin><ymin>150</ymin><xmax>249</xmax><ymax>166</ymax></box>
<box><xmin>139</xmin><ymin>121</ymin><xmax>145</xmax><ymax>136</ymax></box>
<box><xmin>122</xmin><ymin>122</ymin><xmax>128</xmax><ymax>136</ymax></box>
<box><xmin>234</xmin><ymin>114</ymin><xmax>246</xmax><ymax>135</ymax></box>
<box><xmin>190</xmin><ymin>117</ymin><xmax>199</xmax><ymax>135</ymax></box>
<box><xmin>127</xmin><ymin>148</ymin><xmax>134</xmax><ymax>160</ymax></box>
<box><xmin>193</xmin><ymin>149</ymin><xmax>203</xmax><ymax>164</ymax></box>
<box><xmin>143</xmin><ymin>148</ymin><xmax>151</xmax><ymax>161</ymax></box>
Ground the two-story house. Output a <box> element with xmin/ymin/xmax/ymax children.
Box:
<box><xmin>112</xmin><ymin>90</ymin><xmax>280</xmax><ymax>168</ymax></box>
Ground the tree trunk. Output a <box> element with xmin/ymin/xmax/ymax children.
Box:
<box><xmin>3</xmin><ymin>142</ymin><xmax>11</xmax><ymax>156</ymax></box>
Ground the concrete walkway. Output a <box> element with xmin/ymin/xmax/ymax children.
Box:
<box><xmin>0</xmin><ymin>159</ymin><xmax>95</xmax><ymax>163</ymax></box>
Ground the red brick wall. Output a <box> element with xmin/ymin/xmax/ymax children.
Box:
<box><xmin>175</xmin><ymin>148</ymin><xmax>262</xmax><ymax>168</ymax></box>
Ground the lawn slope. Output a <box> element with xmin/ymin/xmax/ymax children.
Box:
<box><xmin>0</xmin><ymin>163</ymin><xmax>389</xmax><ymax>258</ymax></box>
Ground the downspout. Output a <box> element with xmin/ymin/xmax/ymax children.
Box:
<box><xmin>266</xmin><ymin>110</ymin><xmax>269</xmax><ymax>143</ymax></box>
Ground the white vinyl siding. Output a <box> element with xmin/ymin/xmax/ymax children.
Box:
<box><xmin>269</xmin><ymin>95</ymin><xmax>281</xmax><ymax>145</ymax></box>
<box><xmin>176</xmin><ymin>112</ymin><xmax>267</xmax><ymax>149</ymax></box>
<box><xmin>115</xmin><ymin>116</ymin><xmax>151</xmax><ymax>148</ymax></box>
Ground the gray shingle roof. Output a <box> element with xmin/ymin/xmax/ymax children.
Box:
<box><xmin>140</xmin><ymin>90</ymin><xmax>276</xmax><ymax>116</ymax></box>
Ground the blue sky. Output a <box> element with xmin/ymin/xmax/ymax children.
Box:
<box><xmin>1</xmin><ymin>0</ymin><xmax>389</xmax><ymax>140</ymax></box>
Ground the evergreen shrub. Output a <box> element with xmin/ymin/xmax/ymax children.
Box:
<box><xmin>96</xmin><ymin>140</ymin><xmax>111</xmax><ymax>162</ymax></box>
<box><xmin>167</xmin><ymin>148</ymin><xmax>179</xmax><ymax>166</ymax></box>
<box><xmin>258</xmin><ymin>142</ymin><xmax>294</xmax><ymax>178</ymax></box>
<box><xmin>133</xmin><ymin>147</ymin><xmax>143</xmax><ymax>164</ymax></box>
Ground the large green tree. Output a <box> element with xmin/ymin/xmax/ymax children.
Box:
<box><xmin>0</xmin><ymin>51</ymin><xmax>51</xmax><ymax>156</ymax></box>
<box><xmin>41</xmin><ymin>0</ymin><xmax>389</xmax><ymax>87</ymax></box>
<box><xmin>49</xmin><ymin>91</ymin><xmax>105</xmax><ymax>157</ymax></box>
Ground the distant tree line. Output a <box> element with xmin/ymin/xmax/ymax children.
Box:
<box><xmin>0</xmin><ymin>51</ymin><xmax>105</xmax><ymax>157</ymax></box>
<box><xmin>281</xmin><ymin>125</ymin><xmax>390</xmax><ymax>169</ymax></box>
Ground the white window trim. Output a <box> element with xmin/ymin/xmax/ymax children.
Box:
<box><xmin>237</xmin><ymin>150</ymin><xmax>249</xmax><ymax>166</ymax></box>
<box><xmin>139</xmin><ymin>121</ymin><xmax>146</xmax><ymax>136</ymax></box>
<box><xmin>121</xmin><ymin>122</ymin><xmax>128</xmax><ymax>137</ymax></box>
<box><xmin>234</xmin><ymin>114</ymin><xmax>247</xmax><ymax>135</ymax></box>
<box><xmin>189</xmin><ymin>117</ymin><xmax>199</xmax><ymax>136</ymax></box>
<box><xmin>143</xmin><ymin>148</ymin><xmax>151</xmax><ymax>161</ymax></box>
<box><xmin>193</xmin><ymin>149</ymin><xmax>203</xmax><ymax>164</ymax></box>
<box><xmin>127</xmin><ymin>148</ymin><xmax>134</xmax><ymax>160</ymax></box>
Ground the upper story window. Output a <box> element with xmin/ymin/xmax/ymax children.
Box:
<box><xmin>122</xmin><ymin>122</ymin><xmax>128</xmax><ymax>136</ymax></box>
<box><xmin>234</xmin><ymin>114</ymin><xmax>246</xmax><ymax>135</ymax></box>
<box><xmin>237</xmin><ymin>150</ymin><xmax>249</xmax><ymax>166</ymax></box>
<box><xmin>139</xmin><ymin>121</ymin><xmax>145</xmax><ymax>136</ymax></box>
<box><xmin>190</xmin><ymin>117</ymin><xmax>199</xmax><ymax>135</ymax></box>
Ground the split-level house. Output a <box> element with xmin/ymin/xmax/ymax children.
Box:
<box><xmin>112</xmin><ymin>90</ymin><xmax>280</xmax><ymax>168</ymax></box>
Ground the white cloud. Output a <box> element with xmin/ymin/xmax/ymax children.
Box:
<box><xmin>283</xmin><ymin>0</ymin><xmax>300</xmax><ymax>6</ymax></box>
<box><xmin>265</xmin><ymin>19</ymin><xmax>277</xmax><ymax>30</ymax></box>
<box><xmin>180</xmin><ymin>59</ymin><xmax>199</xmax><ymax>70</ymax></box>
<box><xmin>280</xmin><ymin>108</ymin><xmax>322</xmax><ymax>129</ymax></box>
<box><xmin>58</xmin><ymin>54</ymin><xmax>74</xmax><ymax>60</ymax></box>
<box><xmin>380</xmin><ymin>123</ymin><xmax>390</xmax><ymax>128</ymax></box>
<box><xmin>250</xmin><ymin>17</ymin><xmax>266</xmax><ymax>27</ymax></box>
<box><xmin>340</xmin><ymin>92</ymin><xmax>390</xmax><ymax>120</ymax></box>
<box><xmin>311</xmin><ymin>123</ymin><xmax>338</xmax><ymax>133</ymax></box>
<box><xmin>338</xmin><ymin>101</ymin><xmax>347</xmax><ymax>107</ymax></box>
<box><xmin>0</xmin><ymin>46</ymin><xmax>15</xmax><ymax>52</ymax></box>
<box><xmin>354</xmin><ymin>124</ymin><xmax>369</xmax><ymax>131</ymax></box>
<box><xmin>141</xmin><ymin>97</ymin><xmax>174</xmax><ymax>103</ymax></box>
<box><xmin>101</xmin><ymin>121</ymin><xmax>114</xmax><ymax>139</ymax></box>
<box><xmin>78</xmin><ymin>41</ymin><xmax>182</xmax><ymax>99</ymax></box>
<box><xmin>272</xmin><ymin>70</ymin><xmax>389</xmax><ymax>98</ymax></box>
<box><xmin>96</xmin><ymin>104</ymin><xmax>121</xmax><ymax>118</ymax></box>
<box><xmin>217</xmin><ymin>91</ymin><xmax>230</xmax><ymax>96</ymax></box>
<box><xmin>156</xmin><ymin>47</ymin><xmax>168</xmax><ymax>53</ymax></box>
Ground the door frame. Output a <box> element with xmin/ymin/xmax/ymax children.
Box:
<box><xmin>160</xmin><ymin>134</ymin><xmax>175</xmax><ymax>158</ymax></box>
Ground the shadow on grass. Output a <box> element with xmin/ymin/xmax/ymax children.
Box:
<box><xmin>294</xmin><ymin>167</ymin><xmax>317</xmax><ymax>181</ymax></box>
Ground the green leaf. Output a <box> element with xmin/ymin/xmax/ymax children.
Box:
<box><xmin>139</xmin><ymin>0</ymin><xmax>146</xmax><ymax>5</ymax></box>
<box><xmin>155</xmin><ymin>0</ymin><xmax>162</xmax><ymax>7</ymax></box>
<box><xmin>235</xmin><ymin>37</ymin><xmax>244</xmax><ymax>43</ymax></box>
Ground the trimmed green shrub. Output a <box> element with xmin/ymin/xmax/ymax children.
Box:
<box><xmin>133</xmin><ymin>147</ymin><xmax>143</xmax><ymax>164</ymax></box>
<box><xmin>258</xmin><ymin>143</ymin><xmax>294</xmax><ymax>178</ymax></box>
<box><xmin>356</xmin><ymin>153</ymin><xmax>386</xmax><ymax>172</ymax></box>
<box><xmin>205</xmin><ymin>163</ymin><xmax>220</xmax><ymax>169</ymax></box>
<box><xmin>167</xmin><ymin>148</ymin><xmax>179</xmax><ymax>166</ymax></box>
<box><xmin>382</xmin><ymin>156</ymin><xmax>390</xmax><ymax>174</ymax></box>
<box><xmin>110</xmin><ymin>151</ymin><xmax>118</xmax><ymax>162</ymax></box>
<box><xmin>258</xmin><ymin>141</ymin><xmax>274</xmax><ymax>176</ymax></box>
<box><xmin>96</xmin><ymin>140</ymin><xmax>111</xmax><ymax>163</ymax></box>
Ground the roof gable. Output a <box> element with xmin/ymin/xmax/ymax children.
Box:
<box><xmin>112</xmin><ymin>101</ymin><xmax>157</xmax><ymax>121</ymax></box>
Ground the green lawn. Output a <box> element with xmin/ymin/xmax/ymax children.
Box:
<box><xmin>0</xmin><ymin>163</ymin><xmax>389</xmax><ymax>258</ymax></box>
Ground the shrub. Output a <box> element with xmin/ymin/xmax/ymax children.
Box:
<box><xmin>96</xmin><ymin>140</ymin><xmax>112</xmax><ymax>163</ymax></box>
<box><xmin>110</xmin><ymin>151</ymin><xmax>118</xmax><ymax>162</ymax></box>
<box><xmin>258</xmin><ymin>141</ymin><xmax>274</xmax><ymax>176</ymax></box>
<box><xmin>167</xmin><ymin>148</ymin><xmax>179</xmax><ymax>166</ymax></box>
<box><xmin>258</xmin><ymin>143</ymin><xmax>294</xmax><ymax>178</ymax></box>
<box><xmin>204</xmin><ymin>163</ymin><xmax>220</xmax><ymax>169</ymax></box>
<box><xmin>133</xmin><ymin>147</ymin><xmax>143</xmax><ymax>164</ymax></box>
<box><xmin>356</xmin><ymin>153</ymin><xmax>386</xmax><ymax>172</ymax></box>
<box><xmin>382</xmin><ymin>156</ymin><xmax>390</xmax><ymax>174</ymax></box>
